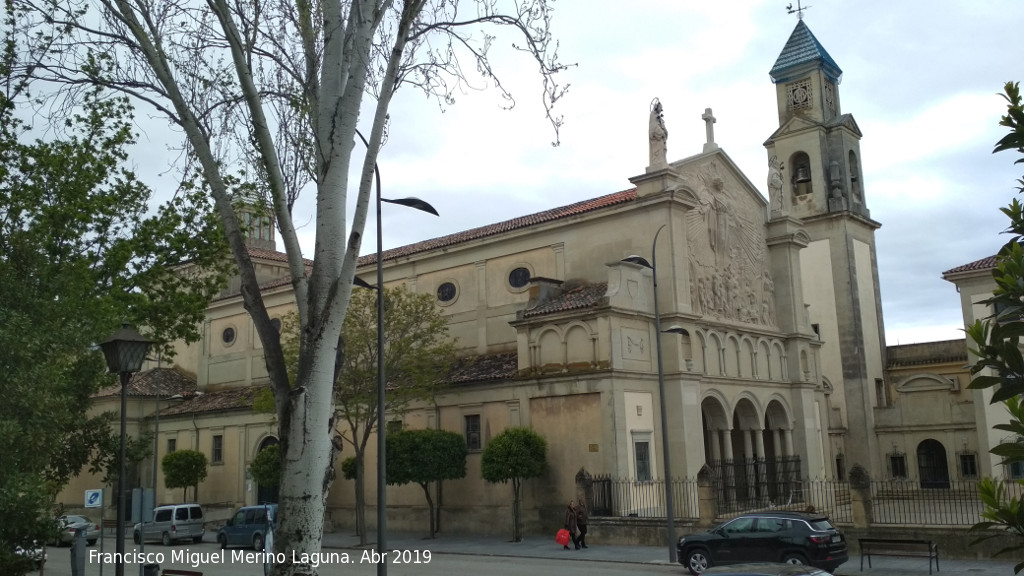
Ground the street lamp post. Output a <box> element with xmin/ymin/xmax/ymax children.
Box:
<box><xmin>622</xmin><ymin>224</ymin><xmax>686</xmax><ymax>564</ymax></box>
<box><xmin>353</xmin><ymin>130</ymin><xmax>438</xmax><ymax>576</ymax></box>
<box><xmin>100</xmin><ymin>323</ymin><xmax>152</xmax><ymax>576</ymax></box>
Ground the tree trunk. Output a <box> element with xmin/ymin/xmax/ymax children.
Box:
<box><xmin>512</xmin><ymin>478</ymin><xmax>522</xmax><ymax>542</ymax></box>
<box><xmin>420</xmin><ymin>482</ymin><xmax>435</xmax><ymax>538</ymax></box>
<box><xmin>354</xmin><ymin>454</ymin><xmax>366</xmax><ymax>545</ymax></box>
<box><xmin>273</xmin><ymin>358</ymin><xmax>337</xmax><ymax>576</ymax></box>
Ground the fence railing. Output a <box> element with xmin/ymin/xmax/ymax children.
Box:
<box><xmin>590</xmin><ymin>476</ymin><xmax>701</xmax><ymax>519</ymax></box>
<box><xmin>868</xmin><ymin>478</ymin><xmax>988</xmax><ymax>525</ymax></box>
<box><xmin>707</xmin><ymin>457</ymin><xmax>804</xmax><ymax>516</ymax></box>
<box><xmin>590</xmin><ymin>474</ymin><xmax>995</xmax><ymax>526</ymax></box>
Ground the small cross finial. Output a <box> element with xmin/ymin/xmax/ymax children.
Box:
<box><xmin>786</xmin><ymin>0</ymin><xmax>810</xmax><ymax>20</ymax></box>
<box><xmin>701</xmin><ymin>107</ymin><xmax>718</xmax><ymax>152</ymax></box>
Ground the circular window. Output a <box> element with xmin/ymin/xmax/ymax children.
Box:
<box><xmin>270</xmin><ymin>318</ymin><xmax>282</xmax><ymax>332</ymax></box>
<box><xmin>437</xmin><ymin>282</ymin><xmax>457</xmax><ymax>303</ymax></box>
<box><xmin>222</xmin><ymin>327</ymin><xmax>236</xmax><ymax>345</ymax></box>
<box><xmin>508</xmin><ymin>267</ymin><xmax>531</xmax><ymax>289</ymax></box>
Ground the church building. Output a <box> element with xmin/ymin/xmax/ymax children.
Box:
<box><xmin>61</xmin><ymin>20</ymin><xmax>903</xmax><ymax>535</ymax></box>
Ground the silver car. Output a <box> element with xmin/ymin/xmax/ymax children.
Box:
<box><xmin>55</xmin><ymin>515</ymin><xmax>101</xmax><ymax>546</ymax></box>
<box><xmin>133</xmin><ymin>504</ymin><xmax>205</xmax><ymax>545</ymax></box>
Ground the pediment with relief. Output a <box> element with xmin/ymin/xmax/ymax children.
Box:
<box><xmin>895</xmin><ymin>373</ymin><xmax>960</xmax><ymax>393</ymax></box>
<box><xmin>676</xmin><ymin>158</ymin><xmax>777</xmax><ymax>328</ymax></box>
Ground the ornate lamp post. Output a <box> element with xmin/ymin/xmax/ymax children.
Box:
<box><xmin>622</xmin><ymin>224</ymin><xmax>686</xmax><ymax>564</ymax></box>
<box><xmin>353</xmin><ymin>130</ymin><xmax>438</xmax><ymax>576</ymax></box>
<box><xmin>100</xmin><ymin>323</ymin><xmax>152</xmax><ymax>576</ymax></box>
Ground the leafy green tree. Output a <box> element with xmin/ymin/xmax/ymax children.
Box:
<box><xmin>329</xmin><ymin>286</ymin><xmax>456</xmax><ymax>544</ymax></box>
<box><xmin>387</xmin><ymin>428</ymin><xmax>467</xmax><ymax>537</ymax></box>
<box><xmin>162</xmin><ymin>450</ymin><xmax>209</xmax><ymax>503</ymax></box>
<box><xmin>0</xmin><ymin>15</ymin><xmax>225</xmax><ymax>574</ymax></box>
<box><xmin>249</xmin><ymin>444</ymin><xmax>281</xmax><ymax>489</ymax></box>
<box><xmin>968</xmin><ymin>81</ymin><xmax>1024</xmax><ymax>572</ymax></box>
<box><xmin>481</xmin><ymin>427</ymin><xmax>547</xmax><ymax>542</ymax></box>
<box><xmin>340</xmin><ymin>457</ymin><xmax>358</xmax><ymax>482</ymax></box>
<box><xmin>9</xmin><ymin>0</ymin><xmax>568</xmax><ymax>569</ymax></box>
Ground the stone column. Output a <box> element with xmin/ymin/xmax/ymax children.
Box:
<box><xmin>722</xmin><ymin>429</ymin><xmax>736</xmax><ymax>503</ymax></box>
<box><xmin>754</xmin><ymin>429</ymin><xmax>767</xmax><ymax>504</ymax></box>
<box><xmin>710</xmin><ymin>428</ymin><xmax>722</xmax><ymax>461</ymax></box>
<box><xmin>743</xmin><ymin>430</ymin><xmax>755</xmax><ymax>500</ymax></box>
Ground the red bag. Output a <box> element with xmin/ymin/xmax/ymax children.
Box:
<box><xmin>556</xmin><ymin>528</ymin><xmax>570</xmax><ymax>546</ymax></box>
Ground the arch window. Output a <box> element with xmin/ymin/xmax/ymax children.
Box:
<box><xmin>790</xmin><ymin>152</ymin><xmax>812</xmax><ymax>197</ymax></box>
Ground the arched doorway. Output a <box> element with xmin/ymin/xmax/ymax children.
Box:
<box><xmin>256</xmin><ymin>437</ymin><xmax>279</xmax><ymax>504</ymax></box>
<box><xmin>917</xmin><ymin>439</ymin><xmax>950</xmax><ymax>489</ymax></box>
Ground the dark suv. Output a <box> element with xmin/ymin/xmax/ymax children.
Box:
<box><xmin>676</xmin><ymin>511</ymin><xmax>848</xmax><ymax>575</ymax></box>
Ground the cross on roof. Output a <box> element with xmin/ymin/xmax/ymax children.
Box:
<box><xmin>702</xmin><ymin>108</ymin><xmax>718</xmax><ymax>152</ymax></box>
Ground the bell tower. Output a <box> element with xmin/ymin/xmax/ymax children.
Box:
<box><xmin>765</xmin><ymin>20</ymin><xmax>868</xmax><ymax>219</ymax></box>
<box><xmin>764</xmin><ymin>20</ymin><xmax>885</xmax><ymax>478</ymax></box>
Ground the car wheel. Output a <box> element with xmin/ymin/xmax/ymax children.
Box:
<box><xmin>161</xmin><ymin>532</ymin><xmax>172</xmax><ymax>546</ymax></box>
<box><xmin>87</xmin><ymin>539</ymin><xmax>97</xmax><ymax>546</ymax></box>
<box><xmin>219</xmin><ymin>534</ymin><xmax>228</xmax><ymax>550</ymax></box>
<box><xmin>253</xmin><ymin>533</ymin><xmax>264</xmax><ymax>551</ymax></box>
<box><xmin>782</xmin><ymin>552</ymin><xmax>808</xmax><ymax>565</ymax></box>
<box><xmin>133</xmin><ymin>531</ymin><xmax>141</xmax><ymax>545</ymax></box>
<box><xmin>686</xmin><ymin>548</ymin><xmax>711</xmax><ymax>575</ymax></box>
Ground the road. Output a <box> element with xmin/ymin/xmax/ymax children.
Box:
<box><xmin>30</xmin><ymin>539</ymin><xmax>684</xmax><ymax>576</ymax></box>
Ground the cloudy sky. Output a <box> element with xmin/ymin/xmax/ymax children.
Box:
<box><xmin>131</xmin><ymin>1</ymin><xmax>1021</xmax><ymax>345</ymax></box>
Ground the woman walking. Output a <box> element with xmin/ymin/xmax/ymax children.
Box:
<box><xmin>575</xmin><ymin>499</ymin><xmax>589</xmax><ymax>549</ymax></box>
<box><xmin>563</xmin><ymin>500</ymin><xmax>579</xmax><ymax>550</ymax></box>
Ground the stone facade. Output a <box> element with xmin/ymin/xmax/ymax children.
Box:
<box><xmin>59</xmin><ymin>20</ymin><xmax>984</xmax><ymax>535</ymax></box>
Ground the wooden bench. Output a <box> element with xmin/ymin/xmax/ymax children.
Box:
<box><xmin>859</xmin><ymin>538</ymin><xmax>939</xmax><ymax>574</ymax></box>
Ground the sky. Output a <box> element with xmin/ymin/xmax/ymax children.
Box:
<box><xmin>131</xmin><ymin>0</ymin><xmax>1022</xmax><ymax>346</ymax></box>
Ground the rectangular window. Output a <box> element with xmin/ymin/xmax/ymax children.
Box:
<box><xmin>212</xmin><ymin>434</ymin><xmax>224</xmax><ymax>464</ymax></box>
<box><xmin>960</xmin><ymin>453</ymin><xmax>978</xmax><ymax>478</ymax></box>
<box><xmin>167</xmin><ymin>438</ymin><xmax>176</xmax><ymax>453</ymax></box>
<box><xmin>386</xmin><ymin>420</ymin><xmax>403</xmax><ymax>435</ymax></box>
<box><xmin>889</xmin><ymin>454</ymin><xmax>907</xmax><ymax>478</ymax></box>
<box><xmin>634</xmin><ymin>441</ymin><xmax>652</xmax><ymax>482</ymax></box>
<box><xmin>465</xmin><ymin>415</ymin><xmax>481</xmax><ymax>451</ymax></box>
<box><xmin>1010</xmin><ymin>461</ymin><xmax>1024</xmax><ymax>480</ymax></box>
<box><xmin>835</xmin><ymin>455</ymin><xmax>846</xmax><ymax>481</ymax></box>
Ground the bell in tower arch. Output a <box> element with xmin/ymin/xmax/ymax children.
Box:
<box><xmin>789</xmin><ymin>152</ymin><xmax>813</xmax><ymax>197</ymax></box>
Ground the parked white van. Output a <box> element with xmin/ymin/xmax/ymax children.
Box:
<box><xmin>133</xmin><ymin>504</ymin><xmax>205</xmax><ymax>545</ymax></box>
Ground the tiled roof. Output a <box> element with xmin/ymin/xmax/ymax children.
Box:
<box><xmin>159</xmin><ymin>386</ymin><xmax>262</xmax><ymax>417</ymax></box>
<box><xmin>769</xmin><ymin>20</ymin><xmax>842</xmax><ymax>84</ymax></box>
<box><xmin>522</xmin><ymin>281</ymin><xmax>609</xmax><ymax>318</ymax></box>
<box><xmin>943</xmin><ymin>255</ymin><xmax>997</xmax><ymax>276</ymax></box>
<box><xmin>220</xmin><ymin>191</ymin><xmax>635</xmax><ymax>298</ymax></box>
<box><xmin>448</xmin><ymin>353</ymin><xmax>519</xmax><ymax>384</ymax></box>
<box><xmin>94</xmin><ymin>367</ymin><xmax>197</xmax><ymax>399</ymax></box>
<box><xmin>887</xmin><ymin>339</ymin><xmax>967</xmax><ymax>368</ymax></box>
<box><xmin>359</xmin><ymin>189</ymin><xmax>637</xmax><ymax>266</ymax></box>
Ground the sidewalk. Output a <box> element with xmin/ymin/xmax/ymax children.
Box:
<box><xmin>321</xmin><ymin>530</ymin><xmax>1019</xmax><ymax>575</ymax></box>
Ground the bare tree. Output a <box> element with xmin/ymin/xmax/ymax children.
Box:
<box><xmin>7</xmin><ymin>1</ymin><xmax>569</xmax><ymax>574</ymax></box>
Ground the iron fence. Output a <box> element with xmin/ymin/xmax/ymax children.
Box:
<box><xmin>869</xmin><ymin>478</ymin><xmax>987</xmax><ymax>526</ymax></box>
<box><xmin>708</xmin><ymin>457</ymin><xmax>803</xmax><ymax>515</ymax></box>
<box><xmin>589</xmin><ymin>474</ymin><xmax>1006</xmax><ymax>526</ymax></box>
<box><xmin>590</xmin><ymin>475</ymin><xmax>701</xmax><ymax>519</ymax></box>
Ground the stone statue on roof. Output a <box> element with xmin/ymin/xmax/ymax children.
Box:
<box><xmin>649</xmin><ymin>98</ymin><xmax>668</xmax><ymax>168</ymax></box>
